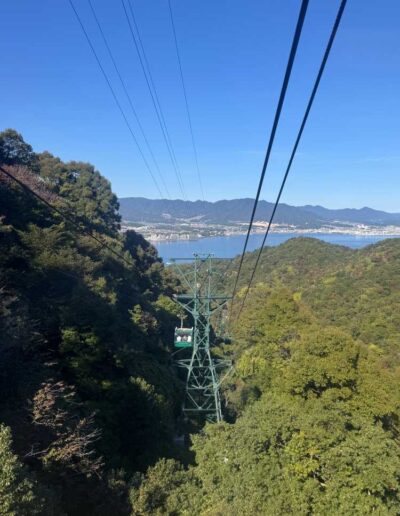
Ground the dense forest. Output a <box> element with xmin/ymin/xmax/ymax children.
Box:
<box><xmin>0</xmin><ymin>129</ymin><xmax>184</xmax><ymax>514</ymax></box>
<box><xmin>1</xmin><ymin>130</ymin><xmax>400</xmax><ymax>515</ymax></box>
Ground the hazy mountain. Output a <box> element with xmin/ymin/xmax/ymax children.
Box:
<box><xmin>119</xmin><ymin>197</ymin><xmax>400</xmax><ymax>227</ymax></box>
<box><xmin>301</xmin><ymin>205</ymin><xmax>400</xmax><ymax>225</ymax></box>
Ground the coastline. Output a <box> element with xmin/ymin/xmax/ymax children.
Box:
<box><xmin>143</xmin><ymin>225</ymin><xmax>400</xmax><ymax>243</ymax></box>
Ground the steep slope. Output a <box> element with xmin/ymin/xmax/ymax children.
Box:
<box><xmin>0</xmin><ymin>130</ymin><xmax>184</xmax><ymax>515</ymax></box>
<box><xmin>222</xmin><ymin>237</ymin><xmax>400</xmax><ymax>356</ymax></box>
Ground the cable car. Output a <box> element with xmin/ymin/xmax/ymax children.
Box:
<box><xmin>174</xmin><ymin>327</ymin><xmax>193</xmax><ymax>348</ymax></box>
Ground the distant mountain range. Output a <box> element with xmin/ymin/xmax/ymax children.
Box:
<box><xmin>118</xmin><ymin>197</ymin><xmax>400</xmax><ymax>228</ymax></box>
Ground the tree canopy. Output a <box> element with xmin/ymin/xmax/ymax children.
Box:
<box><xmin>132</xmin><ymin>240</ymin><xmax>400</xmax><ymax>515</ymax></box>
<box><xmin>0</xmin><ymin>130</ymin><xmax>183</xmax><ymax>514</ymax></box>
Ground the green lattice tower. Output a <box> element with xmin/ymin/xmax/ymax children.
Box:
<box><xmin>171</xmin><ymin>254</ymin><xmax>232</xmax><ymax>423</ymax></box>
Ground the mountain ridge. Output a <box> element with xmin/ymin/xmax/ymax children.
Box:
<box><xmin>119</xmin><ymin>197</ymin><xmax>400</xmax><ymax>227</ymax></box>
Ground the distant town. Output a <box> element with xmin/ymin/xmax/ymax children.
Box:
<box><xmin>121</xmin><ymin>220</ymin><xmax>400</xmax><ymax>242</ymax></box>
<box><xmin>118</xmin><ymin>197</ymin><xmax>400</xmax><ymax>242</ymax></box>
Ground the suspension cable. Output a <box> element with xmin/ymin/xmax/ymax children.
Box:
<box><xmin>127</xmin><ymin>0</ymin><xmax>183</xmax><ymax>191</ymax></box>
<box><xmin>236</xmin><ymin>0</ymin><xmax>348</xmax><ymax>320</ymax></box>
<box><xmin>231</xmin><ymin>0</ymin><xmax>310</xmax><ymax>300</ymax></box>
<box><xmin>68</xmin><ymin>0</ymin><xmax>164</xmax><ymax>198</ymax></box>
<box><xmin>168</xmin><ymin>0</ymin><xmax>205</xmax><ymax>201</ymax></box>
<box><xmin>122</xmin><ymin>0</ymin><xmax>187</xmax><ymax>199</ymax></box>
<box><xmin>88</xmin><ymin>0</ymin><xmax>171</xmax><ymax>198</ymax></box>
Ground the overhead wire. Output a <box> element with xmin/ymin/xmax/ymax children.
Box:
<box><xmin>167</xmin><ymin>0</ymin><xmax>205</xmax><ymax>201</ymax></box>
<box><xmin>87</xmin><ymin>0</ymin><xmax>171</xmax><ymax>198</ymax></box>
<box><xmin>230</xmin><ymin>0</ymin><xmax>310</xmax><ymax>301</ymax></box>
<box><xmin>68</xmin><ymin>0</ymin><xmax>164</xmax><ymax>198</ymax></box>
<box><xmin>126</xmin><ymin>0</ymin><xmax>181</xmax><ymax>182</ymax></box>
<box><xmin>235</xmin><ymin>0</ymin><xmax>348</xmax><ymax>320</ymax></box>
<box><xmin>121</xmin><ymin>0</ymin><xmax>187</xmax><ymax>199</ymax></box>
<box><xmin>0</xmin><ymin>165</ymin><xmax>134</xmax><ymax>268</ymax></box>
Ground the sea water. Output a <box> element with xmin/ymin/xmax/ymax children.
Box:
<box><xmin>153</xmin><ymin>233</ymin><xmax>399</xmax><ymax>262</ymax></box>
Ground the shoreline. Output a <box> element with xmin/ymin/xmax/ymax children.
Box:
<box><xmin>145</xmin><ymin>227</ymin><xmax>400</xmax><ymax>243</ymax></box>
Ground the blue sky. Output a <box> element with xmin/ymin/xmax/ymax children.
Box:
<box><xmin>1</xmin><ymin>1</ymin><xmax>399</xmax><ymax>210</ymax></box>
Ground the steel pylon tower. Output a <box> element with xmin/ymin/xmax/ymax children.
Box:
<box><xmin>171</xmin><ymin>254</ymin><xmax>232</xmax><ymax>423</ymax></box>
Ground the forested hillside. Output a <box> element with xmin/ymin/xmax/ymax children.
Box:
<box><xmin>131</xmin><ymin>238</ymin><xmax>400</xmax><ymax>515</ymax></box>
<box><xmin>0</xmin><ymin>130</ymin><xmax>184</xmax><ymax>514</ymax></box>
<box><xmin>1</xmin><ymin>130</ymin><xmax>400</xmax><ymax>515</ymax></box>
<box><xmin>223</xmin><ymin>237</ymin><xmax>400</xmax><ymax>362</ymax></box>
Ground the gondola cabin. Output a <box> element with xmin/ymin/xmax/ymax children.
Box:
<box><xmin>174</xmin><ymin>327</ymin><xmax>193</xmax><ymax>348</ymax></box>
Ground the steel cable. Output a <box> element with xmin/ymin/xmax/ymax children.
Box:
<box><xmin>236</xmin><ymin>0</ymin><xmax>348</xmax><ymax>320</ymax></box>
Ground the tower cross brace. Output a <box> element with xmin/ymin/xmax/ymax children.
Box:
<box><xmin>171</xmin><ymin>254</ymin><xmax>231</xmax><ymax>423</ymax></box>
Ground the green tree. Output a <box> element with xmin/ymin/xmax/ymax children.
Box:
<box><xmin>38</xmin><ymin>153</ymin><xmax>121</xmax><ymax>234</ymax></box>
<box><xmin>130</xmin><ymin>459</ymin><xmax>198</xmax><ymax>516</ymax></box>
<box><xmin>0</xmin><ymin>129</ymin><xmax>39</xmax><ymax>171</ymax></box>
<box><xmin>0</xmin><ymin>131</ymin><xmax>183</xmax><ymax>514</ymax></box>
<box><xmin>58</xmin><ymin>161</ymin><xmax>121</xmax><ymax>234</ymax></box>
<box><xmin>184</xmin><ymin>324</ymin><xmax>400</xmax><ymax>515</ymax></box>
<box><xmin>0</xmin><ymin>424</ymin><xmax>45</xmax><ymax>515</ymax></box>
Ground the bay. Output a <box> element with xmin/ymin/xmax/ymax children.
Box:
<box><xmin>153</xmin><ymin>232</ymin><xmax>399</xmax><ymax>262</ymax></box>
